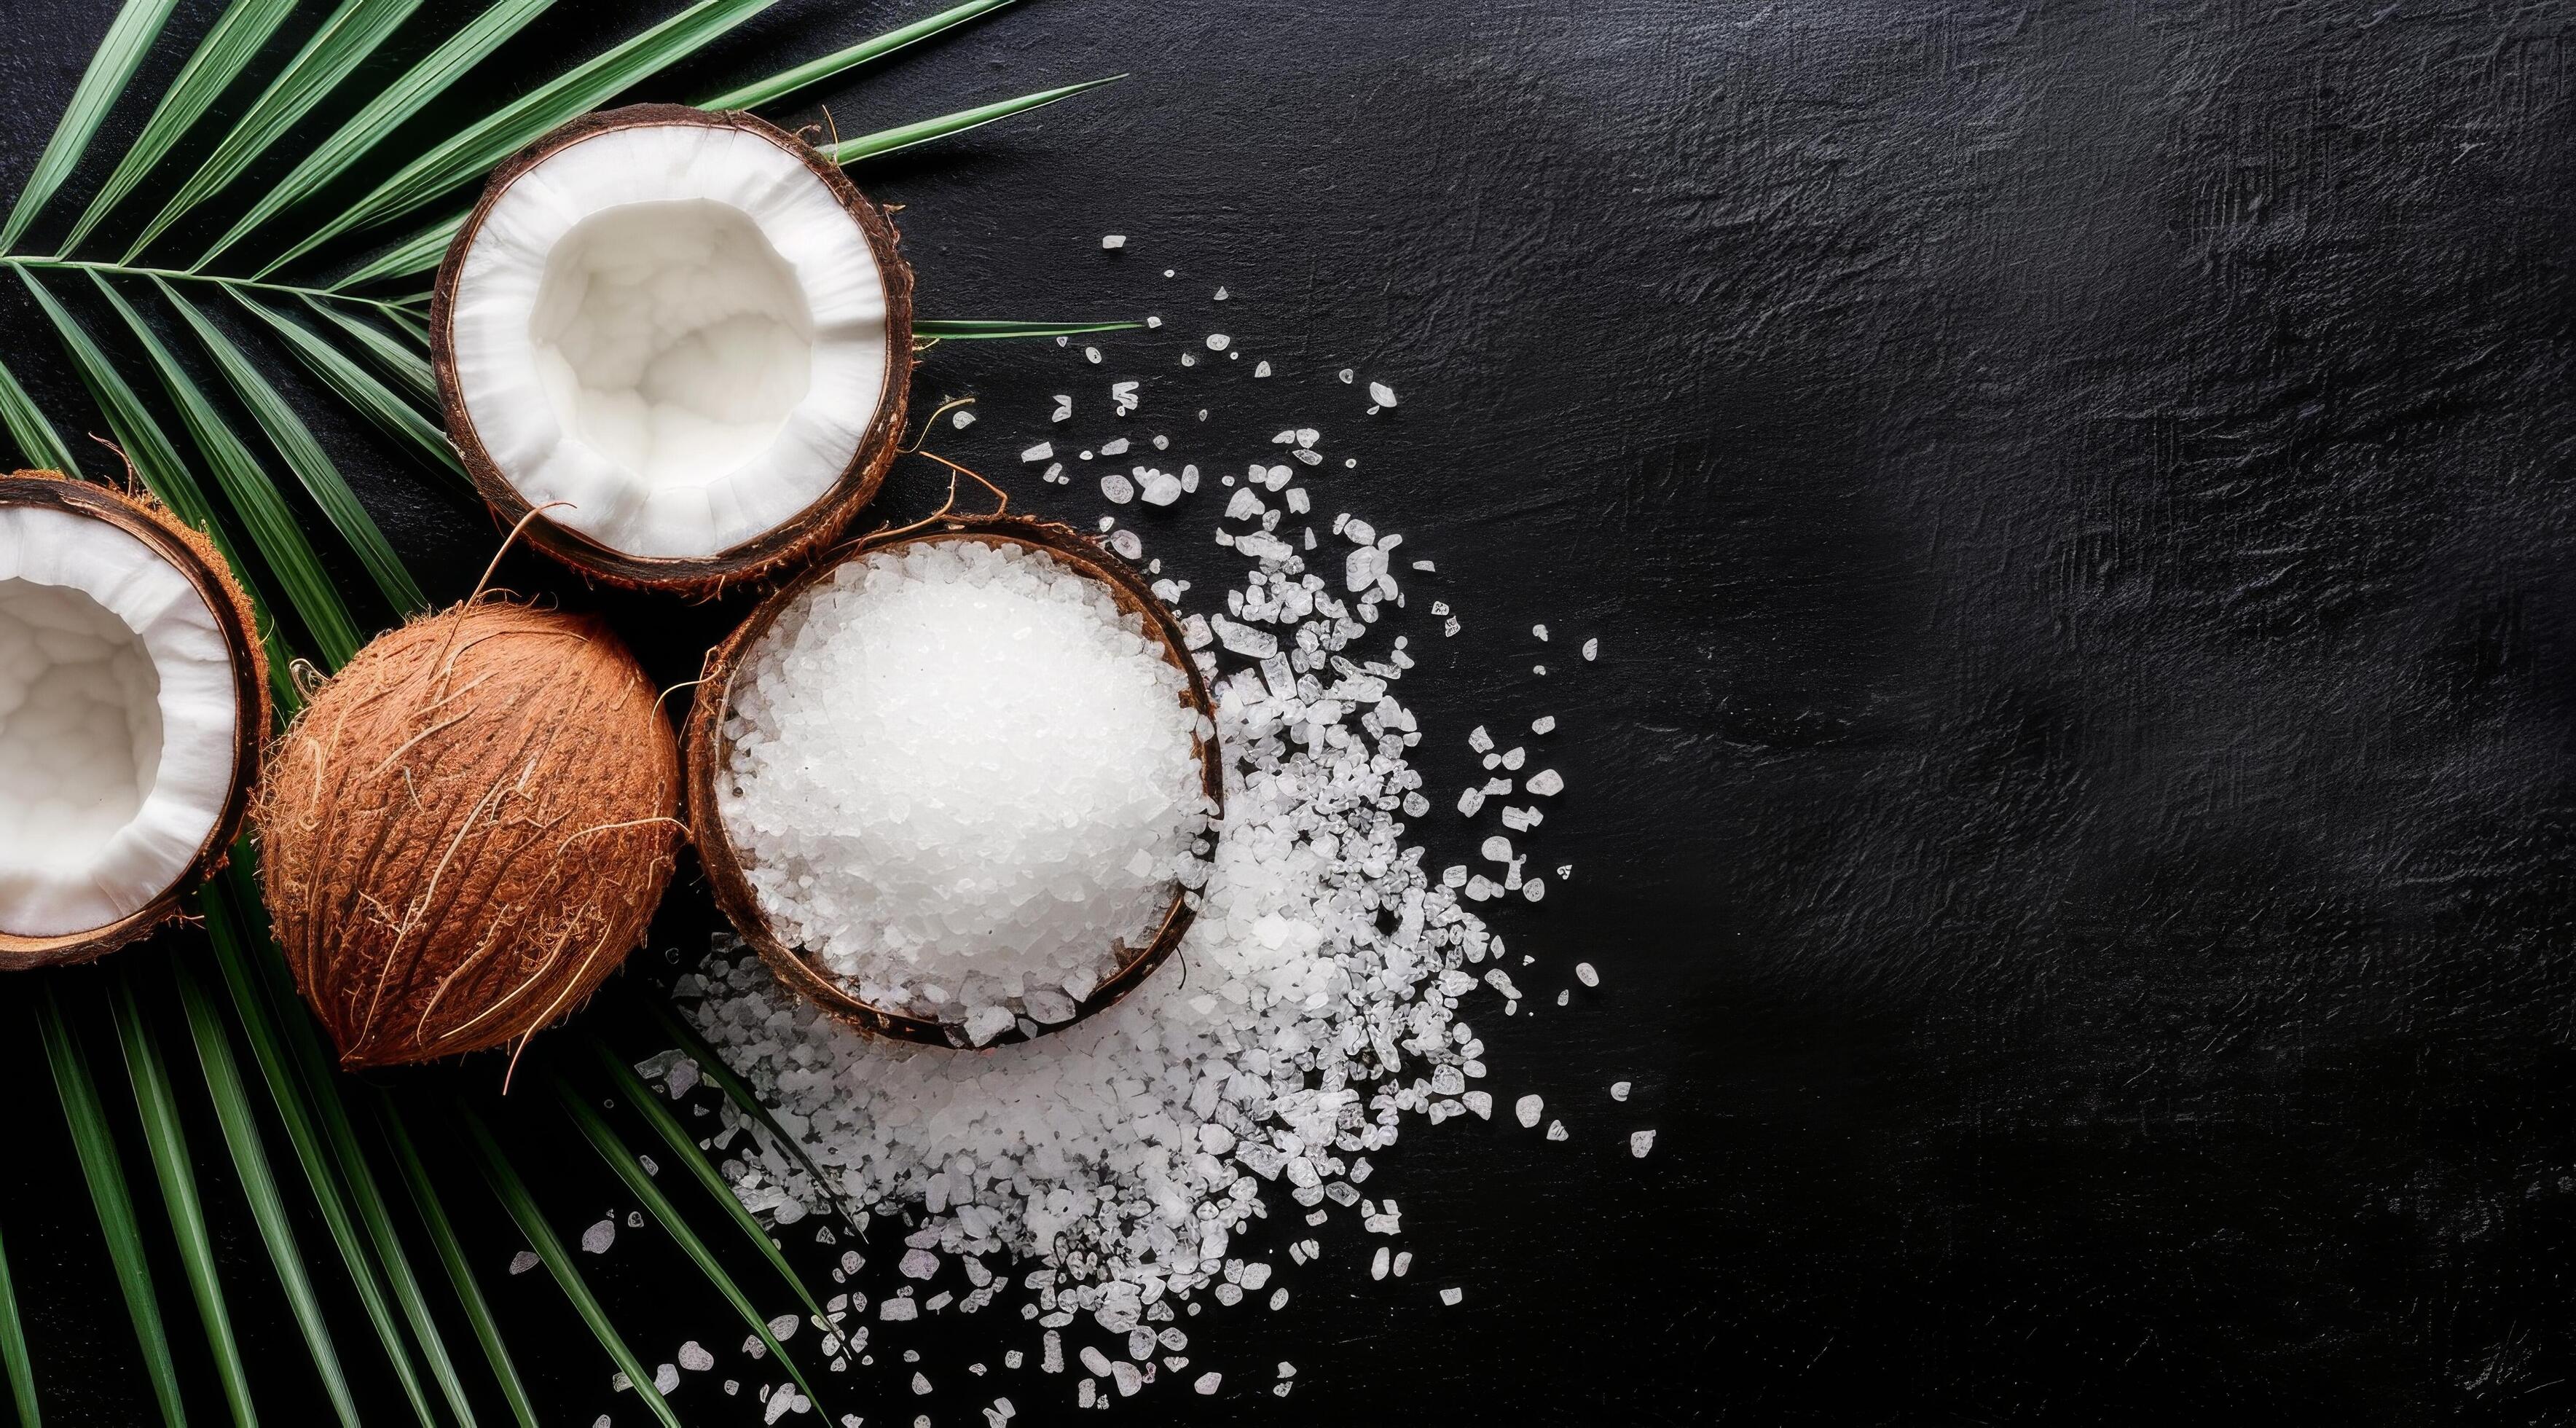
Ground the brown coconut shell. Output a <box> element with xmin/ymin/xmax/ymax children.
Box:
<box><xmin>683</xmin><ymin>515</ymin><xmax>1226</xmax><ymax>1048</ymax></box>
<box><xmin>254</xmin><ymin>602</ymin><xmax>680</xmax><ymax>1067</ymax></box>
<box><xmin>431</xmin><ymin>103</ymin><xmax>916</xmax><ymax>595</ymax></box>
<box><xmin>0</xmin><ymin>469</ymin><xmax>270</xmax><ymax>971</ymax></box>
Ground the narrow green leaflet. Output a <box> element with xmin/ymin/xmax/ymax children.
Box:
<box><xmin>233</xmin><ymin>294</ymin><xmax>465</xmax><ymax>483</ymax></box>
<box><xmin>125</xmin><ymin>0</ymin><xmax>428</xmax><ymax>262</ymax></box>
<box><xmin>640</xmin><ymin>1000</ymin><xmax>864</xmax><ymax>1234</ymax></box>
<box><xmin>588</xmin><ymin>1038</ymin><xmax>825</xmax><ymax>1317</ymax></box>
<box><xmin>0</xmin><ymin>1198</ymin><xmax>37</xmax><ymax>1427</ymax></box>
<box><xmin>550</xmin><ymin>1075</ymin><xmax>829</xmax><ymax>1416</ymax></box>
<box><xmin>825</xmin><ymin>76</ymin><xmax>1123</xmax><ymax>165</ymax></box>
<box><xmin>378</xmin><ymin>1105</ymin><xmax>541</xmax><ymax>1428</ymax></box>
<box><xmin>91</xmin><ymin>274</ymin><xmax>363</xmax><ymax>664</ymax></box>
<box><xmin>201</xmin><ymin>0</ymin><xmax>564</xmax><ymax>268</ymax></box>
<box><xmin>0</xmin><ymin>0</ymin><xmax>184</xmax><ymax>251</ymax></box>
<box><xmin>302</xmin><ymin>296</ymin><xmax>436</xmax><ymax>405</ymax></box>
<box><xmin>59</xmin><ymin>0</ymin><xmax>302</xmax><ymax>256</ymax></box>
<box><xmin>174</xmin><ymin>956</ymin><xmax>364</xmax><ymax>1428</ymax></box>
<box><xmin>203</xmin><ymin>871</ymin><xmax>443</xmax><ymax>1428</ymax></box>
<box><xmin>160</xmin><ymin>280</ymin><xmax>427</xmax><ymax>613</ymax></box>
<box><xmin>270</xmin><ymin>0</ymin><xmax>781</xmax><ymax>277</ymax></box>
<box><xmin>460</xmin><ymin>1109</ymin><xmax>684</xmax><ymax>1428</ymax></box>
<box><xmin>112</xmin><ymin>979</ymin><xmax>258</xmax><ymax>1428</ymax></box>
<box><xmin>334</xmin><ymin>217</ymin><xmax>460</xmax><ymax>288</ymax></box>
<box><xmin>36</xmin><ymin>989</ymin><xmax>186</xmax><ymax>1427</ymax></box>
<box><xmin>916</xmin><ymin>318</ymin><xmax>1141</xmax><ymax>341</ymax></box>
<box><xmin>699</xmin><ymin>0</ymin><xmax>1019</xmax><ymax>110</ymax></box>
<box><xmin>0</xmin><ymin>353</ymin><xmax>82</xmax><ymax>474</ymax></box>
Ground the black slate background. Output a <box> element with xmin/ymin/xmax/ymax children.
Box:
<box><xmin>3</xmin><ymin>0</ymin><xmax>2574</xmax><ymax>1424</ymax></box>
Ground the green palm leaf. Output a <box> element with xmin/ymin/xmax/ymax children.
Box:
<box><xmin>160</xmin><ymin>279</ymin><xmax>427</xmax><ymax>613</ymax></box>
<box><xmin>37</xmin><ymin>988</ymin><xmax>186</xmax><ymax>1427</ymax></box>
<box><xmin>551</xmin><ymin>1074</ymin><xmax>830</xmax><ymax>1416</ymax></box>
<box><xmin>203</xmin><ymin>871</ymin><xmax>444</xmax><ymax>1428</ymax></box>
<box><xmin>111</xmin><ymin>978</ymin><xmax>257</xmax><ymax>1428</ymax></box>
<box><xmin>59</xmin><ymin>0</ymin><xmax>302</xmax><ymax>256</ymax></box>
<box><xmin>699</xmin><ymin>0</ymin><xmax>1019</xmax><ymax>110</ymax></box>
<box><xmin>200</xmin><ymin>0</ymin><xmax>565</xmax><ymax>268</ymax></box>
<box><xmin>174</xmin><ymin>956</ymin><xmax>365</xmax><ymax>1428</ymax></box>
<box><xmin>0</xmin><ymin>0</ymin><xmax>184</xmax><ymax>251</ymax></box>
<box><xmin>589</xmin><ymin>1037</ymin><xmax>826</xmax><ymax>1318</ymax></box>
<box><xmin>0</xmin><ymin>1194</ymin><xmax>38</xmax><ymax>1427</ymax></box>
<box><xmin>0</xmin><ymin>354</ymin><xmax>82</xmax><ymax>474</ymax></box>
<box><xmin>125</xmin><ymin>0</ymin><xmax>429</xmax><ymax>262</ymax></box>
<box><xmin>460</xmin><ymin>1108</ymin><xmax>684</xmax><ymax>1428</ymax></box>
<box><xmin>89</xmin><ymin>273</ymin><xmax>363</xmax><ymax>664</ymax></box>
<box><xmin>825</xmin><ymin>75</ymin><xmax>1123</xmax><ymax>164</ymax></box>
<box><xmin>379</xmin><ymin>1105</ymin><xmax>541</xmax><ymax>1428</ymax></box>
<box><xmin>264</xmin><ymin>0</ymin><xmax>780</xmax><ymax>277</ymax></box>
<box><xmin>232</xmin><ymin>295</ymin><xmax>464</xmax><ymax>481</ymax></box>
<box><xmin>301</xmin><ymin>297</ymin><xmax>437</xmax><ymax>404</ymax></box>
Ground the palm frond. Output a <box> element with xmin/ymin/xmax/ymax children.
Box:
<box><xmin>36</xmin><ymin>988</ymin><xmax>186</xmax><ymax>1427</ymax></box>
<box><xmin>203</xmin><ymin>871</ymin><xmax>445</xmax><ymax>1428</ymax></box>
<box><xmin>111</xmin><ymin>976</ymin><xmax>258</xmax><ymax>1428</ymax></box>
<box><xmin>267</xmin><ymin>0</ymin><xmax>781</xmax><ymax>277</ymax></box>
<box><xmin>551</xmin><ymin>1074</ymin><xmax>830</xmax><ymax>1416</ymax></box>
<box><xmin>0</xmin><ymin>1186</ymin><xmax>39</xmax><ymax>1427</ymax></box>
<box><xmin>0</xmin><ymin>354</ymin><xmax>82</xmax><ymax>474</ymax></box>
<box><xmin>640</xmin><ymin>1000</ymin><xmax>864</xmax><ymax>1233</ymax></box>
<box><xmin>232</xmin><ymin>294</ymin><xmax>465</xmax><ymax>481</ymax></box>
<box><xmin>200</xmin><ymin>0</ymin><xmax>565</xmax><ymax>268</ymax></box>
<box><xmin>174</xmin><ymin>955</ymin><xmax>366</xmax><ymax>1428</ymax></box>
<box><xmin>125</xmin><ymin>0</ymin><xmax>431</xmax><ymax>262</ymax></box>
<box><xmin>60</xmin><ymin>0</ymin><xmax>301</xmax><ymax>256</ymax></box>
<box><xmin>301</xmin><ymin>297</ymin><xmax>438</xmax><ymax>405</ymax></box>
<box><xmin>0</xmin><ymin>0</ymin><xmax>184</xmax><ymax>251</ymax></box>
<box><xmin>460</xmin><ymin>1108</ymin><xmax>686</xmax><ymax>1428</ymax></box>
<box><xmin>826</xmin><ymin>75</ymin><xmax>1124</xmax><ymax>165</ymax></box>
<box><xmin>699</xmin><ymin>0</ymin><xmax>1019</xmax><ymax>110</ymax></box>
<box><xmin>589</xmin><ymin>1037</ymin><xmax>827</xmax><ymax>1317</ymax></box>
<box><xmin>161</xmin><ymin>280</ymin><xmax>428</xmax><ymax>614</ymax></box>
<box><xmin>93</xmin><ymin>272</ymin><xmax>364</xmax><ymax>664</ymax></box>
<box><xmin>379</xmin><ymin>1105</ymin><xmax>542</xmax><ymax>1428</ymax></box>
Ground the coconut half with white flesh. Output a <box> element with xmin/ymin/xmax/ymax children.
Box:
<box><xmin>433</xmin><ymin>104</ymin><xmax>914</xmax><ymax>589</ymax></box>
<box><xmin>0</xmin><ymin>471</ymin><xmax>269</xmax><ymax>969</ymax></box>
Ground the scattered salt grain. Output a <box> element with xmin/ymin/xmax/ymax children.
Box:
<box><xmin>1440</xmin><ymin>1287</ymin><xmax>1463</xmax><ymax>1306</ymax></box>
<box><xmin>1525</xmin><ymin>769</ymin><xmax>1565</xmax><ymax>797</ymax></box>
<box><xmin>1576</xmin><ymin>962</ymin><xmax>1598</xmax><ymax>986</ymax></box>
<box><xmin>1532</xmin><ymin>715</ymin><xmax>1556</xmax><ymax>734</ymax></box>
<box><xmin>1051</xmin><ymin>395</ymin><xmax>1072</xmax><ymax>421</ymax></box>
<box><xmin>1205</xmin><ymin>334</ymin><xmax>1231</xmax><ymax>351</ymax></box>
<box><xmin>1583</xmin><ymin>638</ymin><xmax>1598</xmax><ymax>661</ymax></box>
<box><xmin>508</xmin><ymin>1250</ymin><xmax>538</xmax><ymax>1275</ymax></box>
<box><xmin>1102</xmin><ymin>235</ymin><xmax>1126</xmax><ymax>249</ymax></box>
<box><xmin>1020</xmin><ymin>443</ymin><xmax>1053</xmax><ymax>463</ymax></box>
<box><xmin>1370</xmin><ymin>381</ymin><xmax>1399</xmax><ymax>408</ymax></box>
<box><xmin>1546</xmin><ymin>1120</ymin><xmax>1567</xmax><ymax>1141</ymax></box>
<box><xmin>1532</xmin><ymin>624</ymin><xmax>1547</xmax><ymax>641</ymax></box>
<box><xmin>1610</xmin><ymin>1081</ymin><xmax>1630</xmax><ymax>1101</ymax></box>
<box><xmin>581</xmin><ymin>1220</ymin><xmax>615</xmax><ymax>1254</ymax></box>
<box><xmin>1084</xmin><ymin>346</ymin><xmax>1102</xmax><ymax>364</ymax></box>
<box><xmin>1515</xmin><ymin>1094</ymin><xmax>1543</xmax><ymax>1128</ymax></box>
<box><xmin>952</xmin><ymin>408</ymin><xmax>976</xmax><ymax>430</ymax></box>
<box><xmin>1255</xmin><ymin>361</ymin><xmax>1271</xmax><ymax>377</ymax></box>
<box><xmin>1631</xmin><ymin>1130</ymin><xmax>1657</xmax><ymax>1158</ymax></box>
<box><xmin>1195</xmin><ymin>1372</ymin><xmax>1222</xmax><ymax>1394</ymax></box>
<box><xmin>680</xmin><ymin>1341</ymin><xmax>715</xmax><ymax>1372</ymax></box>
<box><xmin>1100</xmin><ymin>471</ymin><xmax>1135</xmax><ymax>503</ymax></box>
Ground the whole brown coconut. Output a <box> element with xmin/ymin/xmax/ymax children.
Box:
<box><xmin>0</xmin><ymin>469</ymin><xmax>270</xmax><ymax>970</ymax></box>
<box><xmin>254</xmin><ymin>602</ymin><xmax>679</xmax><ymax>1067</ymax></box>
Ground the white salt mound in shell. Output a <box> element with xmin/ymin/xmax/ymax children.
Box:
<box><xmin>717</xmin><ymin>540</ymin><xmax>1209</xmax><ymax>1029</ymax></box>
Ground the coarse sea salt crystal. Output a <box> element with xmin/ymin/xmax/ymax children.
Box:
<box><xmin>1630</xmin><ymin>1130</ymin><xmax>1656</xmax><ymax>1158</ymax></box>
<box><xmin>953</xmin><ymin>408</ymin><xmax>977</xmax><ymax>429</ymax></box>
<box><xmin>1525</xmin><ymin>769</ymin><xmax>1565</xmax><ymax>797</ymax></box>
<box><xmin>1021</xmin><ymin>443</ymin><xmax>1053</xmax><ymax>463</ymax></box>
<box><xmin>581</xmin><ymin>1220</ymin><xmax>615</xmax><ymax>1254</ymax></box>
<box><xmin>508</xmin><ymin>1250</ymin><xmax>538</xmax><ymax>1275</ymax></box>
<box><xmin>1610</xmin><ymin>1081</ymin><xmax>1631</xmax><ymax>1102</ymax></box>
<box><xmin>1206</xmin><ymin>334</ymin><xmax>1231</xmax><ymax>351</ymax></box>
<box><xmin>1583</xmin><ymin>638</ymin><xmax>1598</xmax><ymax>660</ymax></box>
<box><xmin>1576</xmin><ymin>962</ymin><xmax>1598</xmax><ymax>987</ymax></box>
<box><xmin>1440</xmin><ymin>1287</ymin><xmax>1462</xmax><ymax>1306</ymax></box>
<box><xmin>1515</xmin><ymin>1094</ymin><xmax>1543</xmax><ymax>1128</ymax></box>
<box><xmin>1370</xmin><ymin>381</ymin><xmax>1399</xmax><ymax>408</ymax></box>
<box><xmin>1532</xmin><ymin>715</ymin><xmax>1555</xmax><ymax>734</ymax></box>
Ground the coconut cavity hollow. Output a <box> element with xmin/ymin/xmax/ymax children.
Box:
<box><xmin>710</xmin><ymin>537</ymin><xmax>1213</xmax><ymax>1045</ymax></box>
<box><xmin>254</xmin><ymin>603</ymin><xmax>679</xmax><ymax>1066</ymax></box>
<box><xmin>436</xmin><ymin>105</ymin><xmax>911</xmax><ymax>586</ymax></box>
<box><xmin>0</xmin><ymin>471</ymin><xmax>264</xmax><ymax>965</ymax></box>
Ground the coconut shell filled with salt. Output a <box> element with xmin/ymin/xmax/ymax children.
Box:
<box><xmin>255</xmin><ymin>603</ymin><xmax>678</xmax><ymax>1067</ymax></box>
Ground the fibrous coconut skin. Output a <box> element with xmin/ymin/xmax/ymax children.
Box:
<box><xmin>254</xmin><ymin>602</ymin><xmax>680</xmax><ymax>1066</ymax></box>
<box><xmin>0</xmin><ymin>471</ymin><xmax>268</xmax><ymax>971</ymax></box>
<box><xmin>684</xmin><ymin>517</ymin><xmax>1222</xmax><ymax>1048</ymax></box>
<box><xmin>433</xmin><ymin>105</ymin><xmax>915</xmax><ymax>593</ymax></box>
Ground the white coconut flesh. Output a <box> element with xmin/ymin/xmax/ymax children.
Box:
<box><xmin>448</xmin><ymin>122</ymin><xmax>892</xmax><ymax>560</ymax></box>
<box><xmin>0</xmin><ymin>505</ymin><xmax>238</xmax><ymax>938</ymax></box>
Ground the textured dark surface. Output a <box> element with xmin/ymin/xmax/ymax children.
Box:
<box><xmin>3</xmin><ymin>0</ymin><xmax>2574</xmax><ymax>1424</ymax></box>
